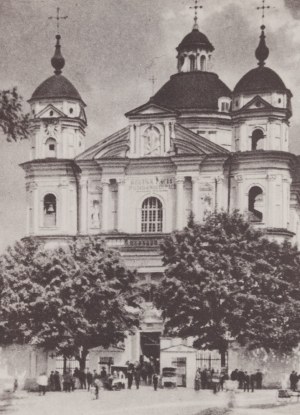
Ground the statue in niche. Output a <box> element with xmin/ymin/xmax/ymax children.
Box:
<box><xmin>143</xmin><ymin>126</ymin><xmax>161</xmax><ymax>156</ymax></box>
<box><xmin>91</xmin><ymin>200</ymin><xmax>100</xmax><ymax>228</ymax></box>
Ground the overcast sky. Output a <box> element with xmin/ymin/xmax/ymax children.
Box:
<box><xmin>1</xmin><ymin>0</ymin><xmax>300</xmax><ymax>252</ymax></box>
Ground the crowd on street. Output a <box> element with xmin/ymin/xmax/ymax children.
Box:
<box><xmin>194</xmin><ymin>368</ymin><xmax>263</xmax><ymax>393</ymax></box>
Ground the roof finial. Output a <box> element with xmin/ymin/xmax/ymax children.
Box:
<box><xmin>51</xmin><ymin>34</ymin><xmax>65</xmax><ymax>75</ymax></box>
<box><xmin>48</xmin><ymin>8</ymin><xmax>68</xmax><ymax>75</ymax></box>
<box><xmin>255</xmin><ymin>1</ymin><xmax>272</xmax><ymax>66</ymax></box>
<box><xmin>189</xmin><ymin>0</ymin><xmax>203</xmax><ymax>30</ymax></box>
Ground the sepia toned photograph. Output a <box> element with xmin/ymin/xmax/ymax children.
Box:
<box><xmin>0</xmin><ymin>0</ymin><xmax>300</xmax><ymax>414</ymax></box>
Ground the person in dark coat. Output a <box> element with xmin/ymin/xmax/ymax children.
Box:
<box><xmin>230</xmin><ymin>369</ymin><xmax>238</xmax><ymax>381</ymax></box>
<box><xmin>153</xmin><ymin>373</ymin><xmax>159</xmax><ymax>391</ymax></box>
<box><xmin>86</xmin><ymin>370</ymin><xmax>93</xmax><ymax>391</ymax></box>
<box><xmin>256</xmin><ymin>370</ymin><xmax>263</xmax><ymax>389</ymax></box>
<box><xmin>250</xmin><ymin>373</ymin><xmax>256</xmax><ymax>392</ymax></box>
<box><xmin>201</xmin><ymin>369</ymin><xmax>208</xmax><ymax>389</ymax></box>
<box><xmin>243</xmin><ymin>372</ymin><xmax>250</xmax><ymax>392</ymax></box>
<box><xmin>134</xmin><ymin>367</ymin><xmax>141</xmax><ymax>389</ymax></box>
<box><xmin>238</xmin><ymin>370</ymin><xmax>245</xmax><ymax>389</ymax></box>
<box><xmin>54</xmin><ymin>371</ymin><xmax>61</xmax><ymax>391</ymax></box>
<box><xmin>290</xmin><ymin>371</ymin><xmax>298</xmax><ymax>392</ymax></box>
<box><xmin>127</xmin><ymin>364</ymin><xmax>134</xmax><ymax>389</ymax></box>
<box><xmin>100</xmin><ymin>367</ymin><xmax>107</xmax><ymax>380</ymax></box>
<box><xmin>49</xmin><ymin>371</ymin><xmax>55</xmax><ymax>391</ymax></box>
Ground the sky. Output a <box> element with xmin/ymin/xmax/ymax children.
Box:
<box><xmin>1</xmin><ymin>0</ymin><xmax>300</xmax><ymax>252</ymax></box>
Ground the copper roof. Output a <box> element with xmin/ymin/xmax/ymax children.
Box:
<box><xmin>152</xmin><ymin>71</ymin><xmax>231</xmax><ymax>111</ymax></box>
<box><xmin>29</xmin><ymin>74</ymin><xmax>84</xmax><ymax>104</ymax></box>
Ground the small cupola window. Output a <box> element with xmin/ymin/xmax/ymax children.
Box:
<box><xmin>45</xmin><ymin>137</ymin><xmax>57</xmax><ymax>158</ymax></box>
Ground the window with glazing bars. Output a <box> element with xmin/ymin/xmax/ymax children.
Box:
<box><xmin>141</xmin><ymin>197</ymin><xmax>163</xmax><ymax>233</ymax></box>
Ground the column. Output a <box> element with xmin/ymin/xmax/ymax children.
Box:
<box><xmin>267</xmin><ymin>174</ymin><xmax>277</xmax><ymax>227</ymax></box>
<box><xmin>129</xmin><ymin>124</ymin><xmax>135</xmax><ymax>156</ymax></box>
<box><xmin>282</xmin><ymin>177</ymin><xmax>292</xmax><ymax>229</ymax></box>
<box><xmin>164</xmin><ymin>121</ymin><xmax>170</xmax><ymax>153</ymax></box>
<box><xmin>79</xmin><ymin>177</ymin><xmax>88</xmax><ymax>234</ymax></box>
<box><xmin>216</xmin><ymin>175</ymin><xmax>225</xmax><ymax>211</ymax></box>
<box><xmin>117</xmin><ymin>178</ymin><xmax>125</xmax><ymax>231</ymax></box>
<box><xmin>176</xmin><ymin>177</ymin><xmax>185</xmax><ymax>229</ymax></box>
<box><xmin>235</xmin><ymin>175</ymin><xmax>245</xmax><ymax>213</ymax></box>
<box><xmin>191</xmin><ymin>177</ymin><xmax>200</xmax><ymax>221</ymax></box>
<box><xmin>136</xmin><ymin>123</ymin><xmax>141</xmax><ymax>156</ymax></box>
<box><xmin>31</xmin><ymin>182</ymin><xmax>39</xmax><ymax>234</ymax></box>
<box><xmin>60</xmin><ymin>183</ymin><xmax>68</xmax><ymax>232</ymax></box>
<box><xmin>101</xmin><ymin>179</ymin><xmax>110</xmax><ymax>232</ymax></box>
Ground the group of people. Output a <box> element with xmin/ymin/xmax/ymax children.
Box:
<box><xmin>194</xmin><ymin>368</ymin><xmax>263</xmax><ymax>393</ymax></box>
<box><xmin>289</xmin><ymin>371</ymin><xmax>300</xmax><ymax>392</ymax></box>
<box><xmin>194</xmin><ymin>368</ymin><xmax>229</xmax><ymax>393</ymax></box>
<box><xmin>230</xmin><ymin>369</ymin><xmax>263</xmax><ymax>392</ymax></box>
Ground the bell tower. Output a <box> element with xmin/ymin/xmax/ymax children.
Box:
<box><xmin>28</xmin><ymin>34</ymin><xmax>87</xmax><ymax>160</ymax></box>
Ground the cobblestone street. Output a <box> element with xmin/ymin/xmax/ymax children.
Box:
<box><xmin>2</xmin><ymin>388</ymin><xmax>300</xmax><ymax>415</ymax></box>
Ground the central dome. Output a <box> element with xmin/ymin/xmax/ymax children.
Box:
<box><xmin>29</xmin><ymin>74</ymin><xmax>84</xmax><ymax>104</ymax></box>
<box><xmin>177</xmin><ymin>28</ymin><xmax>214</xmax><ymax>52</ymax></box>
<box><xmin>234</xmin><ymin>66</ymin><xmax>288</xmax><ymax>94</ymax></box>
<box><xmin>152</xmin><ymin>72</ymin><xmax>231</xmax><ymax>111</ymax></box>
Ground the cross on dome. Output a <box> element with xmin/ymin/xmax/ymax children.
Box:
<box><xmin>189</xmin><ymin>0</ymin><xmax>203</xmax><ymax>30</ymax></box>
<box><xmin>257</xmin><ymin>0</ymin><xmax>270</xmax><ymax>26</ymax></box>
<box><xmin>48</xmin><ymin>7</ymin><xmax>68</xmax><ymax>35</ymax></box>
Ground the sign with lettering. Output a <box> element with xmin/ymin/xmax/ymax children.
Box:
<box><xmin>129</xmin><ymin>175</ymin><xmax>175</xmax><ymax>191</ymax></box>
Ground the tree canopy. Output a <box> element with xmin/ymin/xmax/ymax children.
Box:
<box><xmin>0</xmin><ymin>237</ymin><xmax>140</xmax><ymax>368</ymax></box>
<box><xmin>0</xmin><ymin>88</ymin><xmax>30</xmax><ymax>141</ymax></box>
<box><xmin>155</xmin><ymin>211</ymin><xmax>300</xmax><ymax>354</ymax></box>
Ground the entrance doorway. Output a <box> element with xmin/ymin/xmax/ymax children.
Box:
<box><xmin>140</xmin><ymin>332</ymin><xmax>160</xmax><ymax>373</ymax></box>
<box><xmin>171</xmin><ymin>357</ymin><xmax>187</xmax><ymax>387</ymax></box>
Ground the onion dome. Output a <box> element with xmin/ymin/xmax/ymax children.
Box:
<box><xmin>177</xmin><ymin>28</ymin><xmax>214</xmax><ymax>53</ymax></box>
<box><xmin>152</xmin><ymin>72</ymin><xmax>231</xmax><ymax>111</ymax></box>
<box><xmin>28</xmin><ymin>35</ymin><xmax>84</xmax><ymax>105</ymax></box>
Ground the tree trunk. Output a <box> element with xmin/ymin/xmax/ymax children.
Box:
<box><xmin>76</xmin><ymin>348</ymin><xmax>89</xmax><ymax>371</ymax></box>
<box><xmin>63</xmin><ymin>356</ymin><xmax>67</xmax><ymax>374</ymax></box>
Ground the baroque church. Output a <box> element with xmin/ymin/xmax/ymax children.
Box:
<box><xmin>18</xmin><ymin>10</ymin><xmax>300</xmax><ymax>387</ymax></box>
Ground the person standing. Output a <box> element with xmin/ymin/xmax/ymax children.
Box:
<box><xmin>153</xmin><ymin>373</ymin><xmax>159</xmax><ymax>391</ymax></box>
<box><xmin>127</xmin><ymin>366</ymin><xmax>133</xmax><ymax>390</ymax></box>
<box><xmin>37</xmin><ymin>372</ymin><xmax>48</xmax><ymax>396</ymax></box>
<box><xmin>86</xmin><ymin>370</ymin><xmax>93</xmax><ymax>391</ymax></box>
<box><xmin>290</xmin><ymin>371</ymin><xmax>298</xmax><ymax>392</ymax></box>
<box><xmin>201</xmin><ymin>368</ymin><xmax>208</xmax><ymax>389</ymax></box>
<box><xmin>134</xmin><ymin>366</ymin><xmax>141</xmax><ymax>390</ymax></box>
<box><xmin>250</xmin><ymin>373</ymin><xmax>256</xmax><ymax>392</ymax></box>
<box><xmin>256</xmin><ymin>369</ymin><xmax>263</xmax><ymax>389</ymax></box>
<box><xmin>243</xmin><ymin>371</ymin><xmax>250</xmax><ymax>392</ymax></box>
<box><xmin>54</xmin><ymin>371</ymin><xmax>61</xmax><ymax>391</ymax></box>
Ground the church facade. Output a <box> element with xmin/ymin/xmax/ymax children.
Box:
<box><xmin>19</xmin><ymin>17</ymin><xmax>300</xmax><ymax>385</ymax></box>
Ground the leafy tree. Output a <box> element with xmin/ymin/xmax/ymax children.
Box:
<box><xmin>0</xmin><ymin>88</ymin><xmax>30</xmax><ymax>141</ymax></box>
<box><xmin>0</xmin><ymin>237</ymin><xmax>140</xmax><ymax>369</ymax></box>
<box><xmin>155</xmin><ymin>211</ymin><xmax>300</xmax><ymax>356</ymax></box>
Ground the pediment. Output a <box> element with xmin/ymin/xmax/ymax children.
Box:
<box><xmin>125</xmin><ymin>101</ymin><xmax>178</xmax><ymax>118</ymax></box>
<box><xmin>161</xmin><ymin>344</ymin><xmax>197</xmax><ymax>353</ymax></box>
<box><xmin>79</xmin><ymin>106</ymin><xmax>87</xmax><ymax>123</ymax></box>
<box><xmin>240</xmin><ymin>95</ymin><xmax>273</xmax><ymax>111</ymax></box>
<box><xmin>35</xmin><ymin>104</ymin><xmax>66</xmax><ymax>119</ymax></box>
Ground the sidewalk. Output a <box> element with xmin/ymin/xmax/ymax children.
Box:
<box><xmin>4</xmin><ymin>388</ymin><xmax>300</xmax><ymax>415</ymax></box>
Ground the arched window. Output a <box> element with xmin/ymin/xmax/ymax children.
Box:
<box><xmin>44</xmin><ymin>193</ymin><xmax>56</xmax><ymax>227</ymax></box>
<box><xmin>200</xmin><ymin>56</ymin><xmax>206</xmax><ymax>71</ymax></box>
<box><xmin>190</xmin><ymin>55</ymin><xmax>196</xmax><ymax>71</ymax></box>
<box><xmin>248</xmin><ymin>186</ymin><xmax>263</xmax><ymax>222</ymax></box>
<box><xmin>251</xmin><ymin>129</ymin><xmax>264</xmax><ymax>151</ymax></box>
<box><xmin>141</xmin><ymin>197</ymin><xmax>163</xmax><ymax>233</ymax></box>
<box><xmin>45</xmin><ymin>137</ymin><xmax>57</xmax><ymax>158</ymax></box>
